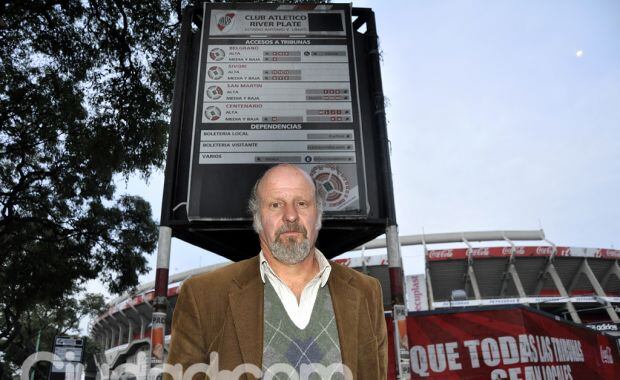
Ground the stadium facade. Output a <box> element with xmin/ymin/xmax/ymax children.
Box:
<box><xmin>90</xmin><ymin>230</ymin><xmax>620</xmax><ymax>378</ymax></box>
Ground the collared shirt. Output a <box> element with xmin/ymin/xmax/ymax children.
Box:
<box><xmin>259</xmin><ymin>249</ymin><xmax>332</xmax><ymax>329</ymax></box>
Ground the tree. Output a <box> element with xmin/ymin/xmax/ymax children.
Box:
<box><xmin>0</xmin><ymin>292</ymin><xmax>106</xmax><ymax>379</ymax></box>
<box><xmin>0</xmin><ymin>0</ymin><xmax>186</xmax><ymax>359</ymax></box>
<box><xmin>1</xmin><ymin>1</ymin><xmax>328</xmax><ymax>376</ymax></box>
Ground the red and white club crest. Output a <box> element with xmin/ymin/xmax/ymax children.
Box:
<box><xmin>217</xmin><ymin>12</ymin><xmax>236</xmax><ymax>32</ymax></box>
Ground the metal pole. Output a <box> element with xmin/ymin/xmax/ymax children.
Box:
<box><xmin>361</xmin><ymin>8</ymin><xmax>404</xmax><ymax>305</ymax></box>
<box><xmin>149</xmin><ymin>3</ymin><xmax>195</xmax><ymax>369</ymax></box>
<box><xmin>363</xmin><ymin>8</ymin><xmax>409</xmax><ymax>378</ymax></box>
<box><xmin>30</xmin><ymin>329</ymin><xmax>41</xmax><ymax>380</ymax></box>
<box><xmin>387</xmin><ymin>226</ymin><xmax>409</xmax><ymax>379</ymax></box>
<box><xmin>387</xmin><ymin>226</ymin><xmax>404</xmax><ymax>304</ymax></box>
<box><xmin>150</xmin><ymin>226</ymin><xmax>172</xmax><ymax>367</ymax></box>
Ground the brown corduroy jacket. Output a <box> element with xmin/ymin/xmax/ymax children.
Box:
<box><xmin>165</xmin><ymin>255</ymin><xmax>387</xmax><ymax>380</ymax></box>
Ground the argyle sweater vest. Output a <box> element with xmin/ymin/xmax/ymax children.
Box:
<box><xmin>262</xmin><ymin>279</ymin><xmax>344</xmax><ymax>379</ymax></box>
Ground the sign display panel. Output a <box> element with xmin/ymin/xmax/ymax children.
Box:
<box><xmin>187</xmin><ymin>3</ymin><xmax>368</xmax><ymax>220</ymax></box>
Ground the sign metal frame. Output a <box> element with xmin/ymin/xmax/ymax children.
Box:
<box><xmin>160</xmin><ymin>4</ymin><xmax>396</xmax><ymax>261</ymax></box>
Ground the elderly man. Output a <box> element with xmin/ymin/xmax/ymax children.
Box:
<box><xmin>166</xmin><ymin>164</ymin><xmax>387</xmax><ymax>379</ymax></box>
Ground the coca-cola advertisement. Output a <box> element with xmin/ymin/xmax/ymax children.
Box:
<box><xmin>426</xmin><ymin>246</ymin><xmax>620</xmax><ymax>261</ymax></box>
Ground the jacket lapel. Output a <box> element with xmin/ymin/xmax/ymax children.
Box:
<box><xmin>329</xmin><ymin>263</ymin><xmax>360</xmax><ymax>378</ymax></box>
<box><xmin>228</xmin><ymin>257</ymin><xmax>264</xmax><ymax>369</ymax></box>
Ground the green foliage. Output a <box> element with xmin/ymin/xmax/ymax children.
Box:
<box><xmin>0</xmin><ymin>0</ymin><xmax>187</xmax><ymax>359</ymax></box>
<box><xmin>1</xmin><ymin>0</ymin><xmax>330</xmax><ymax>376</ymax></box>
<box><xmin>0</xmin><ymin>292</ymin><xmax>106</xmax><ymax>379</ymax></box>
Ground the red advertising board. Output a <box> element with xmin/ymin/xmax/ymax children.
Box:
<box><xmin>426</xmin><ymin>246</ymin><xmax>620</xmax><ymax>261</ymax></box>
<box><xmin>425</xmin><ymin>246</ymin><xmax>563</xmax><ymax>261</ymax></box>
<box><xmin>388</xmin><ymin>306</ymin><xmax>620</xmax><ymax>379</ymax></box>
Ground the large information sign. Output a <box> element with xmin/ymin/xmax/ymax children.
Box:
<box><xmin>187</xmin><ymin>3</ymin><xmax>367</xmax><ymax>220</ymax></box>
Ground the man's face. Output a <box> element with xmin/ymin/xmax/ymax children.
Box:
<box><xmin>257</xmin><ymin>166</ymin><xmax>320</xmax><ymax>265</ymax></box>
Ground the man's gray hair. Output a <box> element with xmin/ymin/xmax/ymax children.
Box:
<box><xmin>248</xmin><ymin>173</ymin><xmax>325</xmax><ymax>234</ymax></box>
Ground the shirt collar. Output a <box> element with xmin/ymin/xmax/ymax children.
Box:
<box><xmin>259</xmin><ymin>248</ymin><xmax>332</xmax><ymax>287</ymax></box>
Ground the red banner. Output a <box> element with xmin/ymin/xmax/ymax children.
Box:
<box><xmin>392</xmin><ymin>307</ymin><xmax>620</xmax><ymax>379</ymax></box>
<box><xmin>424</xmin><ymin>246</ymin><xmax>614</xmax><ymax>261</ymax></box>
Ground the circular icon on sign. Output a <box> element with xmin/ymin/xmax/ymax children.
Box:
<box><xmin>216</xmin><ymin>12</ymin><xmax>236</xmax><ymax>32</ymax></box>
<box><xmin>204</xmin><ymin>106</ymin><xmax>221</xmax><ymax>121</ymax></box>
<box><xmin>206</xmin><ymin>85</ymin><xmax>223</xmax><ymax>100</ymax></box>
<box><xmin>311</xmin><ymin>165</ymin><xmax>350</xmax><ymax>208</ymax></box>
<box><xmin>209</xmin><ymin>48</ymin><xmax>226</xmax><ymax>61</ymax></box>
<box><xmin>304</xmin><ymin>51</ymin><xmax>310</xmax><ymax>56</ymax></box>
<box><xmin>207</xmin><ymin>66</ymin><xmax>224</xmax><ymax>80</ymax></box>
<box><xmin>305</xmin><ymin>156</ymin><xmax>312</xmax><ymax>163</ymax></box>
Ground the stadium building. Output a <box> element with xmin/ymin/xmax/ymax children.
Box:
<box><xmin>90</xmin><ymin>229</ymin><xmax>620</xmax><ymax>378</ymax></box>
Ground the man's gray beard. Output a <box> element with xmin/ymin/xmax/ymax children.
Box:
<box><xmin>269</xmin><ymin>237</ymin><xmax>312</xmax><ymax>265</ymax></box>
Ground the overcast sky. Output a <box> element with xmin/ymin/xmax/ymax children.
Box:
<box><xmin>111</xmin><ymin>0</ymin><xmax>619</xmax><ymax>289</ymax></box>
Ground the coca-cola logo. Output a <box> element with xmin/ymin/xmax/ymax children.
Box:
<box><xmin>428</xmin><ymin>250</ymin><xmax>453</xmax><ymax>259</ymax></box>
<box><xmin>470</xmin><ymin>248</ymin><xmax>490</xmax><ymax>257</ymax></box>
<box><xmin>500</xmin><ymin>246</ymin><xmax>526</xmax><ymax>256</ymax></box>
<box><xmin>536</xmin><ymin>246</ymin><xmax>554</xmax><ymax>256</ymax></box>
<box><xmin>602</xmin><ymin>249</ymin><xmax>620</xmax><ymax>259</ymax></box>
